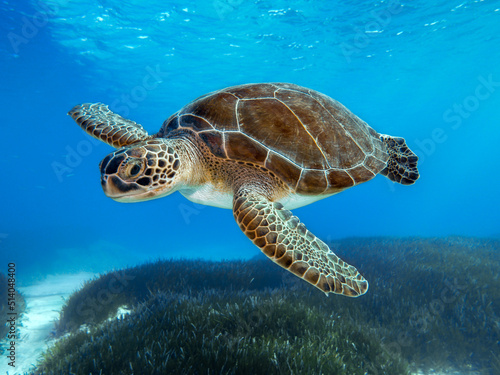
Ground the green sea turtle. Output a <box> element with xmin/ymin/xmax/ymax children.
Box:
<box><xmin>69</xmin><ymin>83</ymin><xmax>419</xmax><ymax>297</ymax></box>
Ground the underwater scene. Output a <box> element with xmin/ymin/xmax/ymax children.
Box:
<box><xmin>1</xmin><ymin>0</ymin><xmax>499</xmax><ymax>374</ymax></box>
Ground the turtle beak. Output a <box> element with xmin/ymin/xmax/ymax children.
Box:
<box><xmin>101</xmin><ymin>175</ymin><xmax>142</xmax><ymax>202</ymax></box>
<box><xmin>101</xmin><ymin>174</ymin><xmax>168</xmax><ymax>202</ymax></box>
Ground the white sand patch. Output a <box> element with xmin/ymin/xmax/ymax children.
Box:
<box><xmin>110</xmin><ymin>305</ymin><xmax>131</xmax><ymax>321</ymax></box>
<box><xmin>0</xmin><ymin>272</ymin><xmax>96</xmax><ymax>375</ymax></box>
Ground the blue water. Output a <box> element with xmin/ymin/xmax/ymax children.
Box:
<box><xmin>1</xmin><ymin>0</ymin><xmax>499</xmax><ymax>280</ymax></box>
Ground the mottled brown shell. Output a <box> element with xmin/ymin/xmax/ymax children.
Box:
<box><xmin>158</xmin><ymin>83</ymin><xmax>388</xmax><ymax>195</ymax></box>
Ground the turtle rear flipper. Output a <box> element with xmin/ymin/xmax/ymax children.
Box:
<box><xmin>233</xmin><ymin>187</ymin><xmax>368</xmax><ymax>297</ymax></box>
<box><xmin>380</xmin><ymin>135</ymin><xmax>420</xmax><ymax>185</ymax></box>
<box><xmin>68</xmin><ymin>103</ymin><xmax>150</xmax><ymax>148</ymax></box>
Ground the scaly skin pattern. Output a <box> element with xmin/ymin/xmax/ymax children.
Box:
<box><xmin>233</xmin><ymin>186</ymin><xmax>368</xmax><ymax>297</ymax></box>
<box><xmin>97</xmin><ymin>140</ymin><xmax>184</xmax><ymax>201</ymax></box>
<box><xmin>379</xmin><ymin>135</ymin><xmax>420</xmax><ymax>185</ymax></box>
<box><xmin>69</xmin><ymin>103</ymin><xmax>151</xmax><ymax>148</ymax></box>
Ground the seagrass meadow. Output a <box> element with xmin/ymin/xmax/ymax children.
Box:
<box><xmin>30</xmin><ymin>237</ymin><xmax>499</xmax><ymax>375</ymax></box>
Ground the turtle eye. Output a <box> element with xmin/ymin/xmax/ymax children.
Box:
<box><xmin>130</xmin><ymin>164</ymin><xmax>141</xmax><ymax>176</ymax></box>
<box><xmin>121</xmin><ymin>160</ymin><xmax>144</xmax><ymax>179</ymax></box>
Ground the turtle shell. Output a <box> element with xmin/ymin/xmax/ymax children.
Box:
<box><xmin>159</xmin><ymin>83</ymin><xmax>388</xmax><ymax>195</ymax></box>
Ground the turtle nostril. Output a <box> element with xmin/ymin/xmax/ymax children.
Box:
<box><xmin>100</xmin><ymin>174</ymin><xmax>109</xmax><ymax>187</ymax></box>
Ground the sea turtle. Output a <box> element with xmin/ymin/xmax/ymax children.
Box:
<box><xmin>69</xmin><ymin>83</ymin><xmax>419</xmax><ymax>297</ymax></box>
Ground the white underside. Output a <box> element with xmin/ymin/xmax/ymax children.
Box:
<box><xmin>179</xmin><ymin>183</ymin><xmax>335</xmax><ymax>210</ymax></box>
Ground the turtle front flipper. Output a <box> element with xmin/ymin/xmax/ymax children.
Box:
<box><xmin>233</xmin><ymin>188</ymin><xmax>368</xmax><ymax>297</ymax></box>
<box><xmin>68</xmin><ymin>103</ymin><xmax>150</xmax><ymax>148</ymax></box>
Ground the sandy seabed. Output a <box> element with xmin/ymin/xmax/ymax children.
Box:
<box><xmin>1</xmin><ymin>272</ymin><xmax>95</xmax><ymax>375</ymax></box>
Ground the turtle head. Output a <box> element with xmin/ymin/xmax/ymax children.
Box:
<box><xmin>99</xmin><ymin>140</ymin><xmax>183</xmax><ymax>202</ymax></box>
